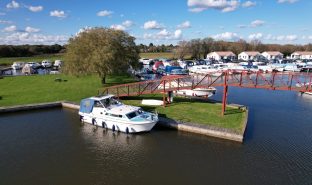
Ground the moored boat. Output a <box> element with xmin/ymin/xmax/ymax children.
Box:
<box><xmin>175</xmin><ymin>87</ymin><xmax>217</xmax><ymax>97</ymax></box>
<box><xmin>79</xmin><ymin>95</ymin><xmax>158</xmax><ymax>133</ymax></box>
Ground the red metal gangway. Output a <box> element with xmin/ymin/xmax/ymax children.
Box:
<box><xmin>104</xmin><ymin>71</ymin><xmax>312</xmax><ymax>115</ymax></box>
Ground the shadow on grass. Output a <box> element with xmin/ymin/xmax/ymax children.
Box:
<box><xmin>224</xmin><ymin>108</ymin><xmax>245</xmax><ymax>115</ymax></box>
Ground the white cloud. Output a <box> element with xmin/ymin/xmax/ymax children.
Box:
<box><xmin>174</xmin><ymin>29</ymin><xmax>183</xmax><ymax>39</ymax></box>
<box><xmin>122</xmin><ymin>20</ymin><xmax>134</xmax><ymax>27</ymax></box>
<box><xmin>157</xmin><ymin>29</ymin><xmax>171</xmax><ymax>37</ymax></box>
<box><xmin>3</xmin><ymin>25</ymin><xmax>16</xmax><ymax>32</ymax></box>
<box><xmin>28</xmin><ymin>6</ymin><xmax>43</xmax><ymax>12</ymax></box>
<box><xmin>242</xmin><ymin>1</ymin><xmax>256</xmax><ymax>7</ymax></box>
<box><xmin>177</xmin><ymin>21</ymin><xmax>191</xmax><ymax>29</ymax></box>
<box><xmin>277</xmin><ymin>0</ymin><xmax>299</xmax><ymax>3</ymax></box>
<box><xmin>97</xmin><ymin>10</ymin><xmax>113</xmax><ymax>17</ymax></box>
<box><xmin>143</xmin><ymin>29</ymin><xmax>183</xmax><ymax>40</ymax></box>
<box><xmin>250</xmin><ymin>20</ymin><xmax>265</xmax><ymax>27</ymax></box>
<box><xmin>187</xmin><ymin>0</ymin><xmax>240</xmax><ymax>13</ymax></box>
<box><xmin>50</xmin><ymin>10</ymin><xmax>66</xmax><ymax>18</ymax></box>
<box><xmin>0</xmin><ymin>12</ymin><xmax>6</xmax><ymax>16</ymax></box>
<box><xmin>143</xmin><ymin>20</ymin><xmax>164</xmax><ymax>30</ymax></box>
<box><xmin>6</xmin><ymin>0</ymin><xmax>19</xmax><ymax>9</ymax></box>
<box><xmin>0</xmin><ymin>32</ymin><xmax>68</xmax><ymax>45</ymax></box>
<box><xmin>213</xmin><ymin>32</ymin><xmax>240</xmax><ymax>41</ymax></box>
<box><xmin>25</xmin><ymin>26</ymin><xmax>40</xmax><ymax>33</ymax></box>
<box><xmin>0</xmin><ymin>20</ymin><xmax>13</xmax><ymax>24</ymax></box>
<box><xmin>248</xmin><ymin>33</ymin><xmax>263</xmax><ymax>40</ymax></box>
<box><xmin>110</xmin><ymin>20</ymin><xmax>134</xmax><ymax>31</ymax></box>
<box><xmin>285</xmin><ymin>35</ymin><xmax>298</xmax><ymax>41</ymax></box>
<box><xmin>75</xmin><ymin>27</ymin><xmax>92</xmax><ymax>37</ymax></box>
<box><xmin>308</xmin><ymin>36</ymin><xmax>312</xmax><ymax>40</ymax></box>
<box><xmin>110</xmin><ymin>24</ymin><xmax>126</xmax><ymax>31</ymax></box>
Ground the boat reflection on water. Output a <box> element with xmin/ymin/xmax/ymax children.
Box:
<box><xmin>78</xmin><ymin>121</ymin><xmax>146</xmax><ymax>150</ymax></box>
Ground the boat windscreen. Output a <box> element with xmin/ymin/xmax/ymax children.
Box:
<box><xmin>79</xmin><ymin>99</ymin><xmax>95</xmax><ymax>113</ymax></box>
<box><xmin>127</xmin><ymin>112</ymin><xmax>136</xmax><ymax>119</ymax></box>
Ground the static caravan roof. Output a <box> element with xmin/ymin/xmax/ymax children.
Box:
<box><xmin>240</xmin><ymin>51</ymin><xmax>260</xmax><ymax>56</ymax></box>
<box><xmin>292</xmin><ymin>51</ymin><xmax>312</xmax><ymax>55</ymax></box>
<box><xmin>262</xmin><ymin>51</ymin><xmax>283</xmax><ymax>56</ymax></box>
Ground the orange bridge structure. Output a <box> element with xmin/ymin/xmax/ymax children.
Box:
<box><xmin>103</xmin><ymin>71</ymin><xmax>312</xmax><ymax>115</ymax></box>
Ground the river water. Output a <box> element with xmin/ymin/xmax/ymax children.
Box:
<box><xmin>1</xmin><ymin>88</ymin><xmax>312</xmax><ymax>185</ymax></box>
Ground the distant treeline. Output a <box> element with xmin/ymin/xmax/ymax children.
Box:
<box><xmin>138</xmin><ymin>38</ymin><xmax>312</xmax><ymax>59</ymax></box>
<box><xmin>0</xmin><ymin>44</ymin><xmax>65</xmax><ymax>57</ymax></box>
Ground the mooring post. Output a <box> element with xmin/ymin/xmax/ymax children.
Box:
<box><xmin>222</xmin><ymin>71</ymin><xmax>228</xmax><ymax>116</ymax></box>
<box><xmin>163</xmin><ymin>80</ymin><xmax>166</xmax><ymax>107</ymax></box>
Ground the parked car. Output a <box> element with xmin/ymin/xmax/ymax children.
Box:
<box><xmin>27</xmin><ymin>62</ymin><xmax>41</xmax><ymax>69</ymax></box>
<box><xmin>139</xmin><ymin>58</ymin><xmax>153</xmax><ymax>65</ymax></box>
<box><xmin>42</xmin><ymin>60</ymin><xmax>52</xmax><ymax>68</ymax></box>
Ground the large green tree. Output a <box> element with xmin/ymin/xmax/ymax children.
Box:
<box><xmin>64</xmin><ymin>27</ymin><xmax>139</xmax><ymax>84</ymax></box>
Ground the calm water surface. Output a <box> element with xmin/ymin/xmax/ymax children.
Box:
<box><xmin>1</xmin><ymin>88</ymin><xmax>312</xmax><ymax>185</ymax></box>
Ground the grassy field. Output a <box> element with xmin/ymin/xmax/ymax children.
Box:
<box><xmin>0</xmin><ymin>74</ymin><xmax>245</xmax><ymax>132</ymax></box>
<box><xmin>0</xmin><ymin>74</ymin><xmax>137</xmax><ymax>106</ymax></box>
<box><xmin>140</xmin><ymin>52</ymin><xmax>176</xmax><ymax>59</ymax></box>
<box><xmin>121</xmin><ymin>95</ymin><xmax>246</xmax><ymax>132</ymax></box>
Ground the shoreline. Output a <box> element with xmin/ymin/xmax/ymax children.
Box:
<box><xmin>0</xmin><ymin>101</ymin><xmax>248</xmax><ymax>143</ymax></box>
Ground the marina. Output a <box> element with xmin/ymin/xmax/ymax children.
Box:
<box><xmin>1</xmin><ymin>87</ymin><xmax>312</xmax><ymax>185</ymax></box>
<box><xmin>1</xmin><ymin>0</ymin><xmax>312</xmax><ymax>184</ymax></box>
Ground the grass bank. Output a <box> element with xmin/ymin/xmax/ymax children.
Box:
<box><xmin>121</xmin><ymin>95</ymin><xmax>246</xmax><ymax>133</ymax></box>
<box><xmin>0</xmin><ymin>74</ymin><xmax>136</xmax><ymax>107</ymax></box>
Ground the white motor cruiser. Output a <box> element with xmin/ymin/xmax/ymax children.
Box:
<box><xmin>79</xmin><ymin>95</ymin><xmax>158</xmax><ymax>133</ymax></box>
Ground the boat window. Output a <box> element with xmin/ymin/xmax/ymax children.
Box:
<box><xmin>106</xmin><ymin>113</ymin><xmax>122</xmax><ymax>118</ymax></box>
<box><xmin>94</xmin><ymin>101</ymin><xmax>103</xmax><ymax>108</ymax></box>
<box><xmin>126</xmin><ymin>112</ymin><xmax>137</xmax><ymax>119</ymax></box>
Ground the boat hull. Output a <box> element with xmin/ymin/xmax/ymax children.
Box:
<box><xmin>79</xmin><ymin>113</ymin><xmax>158</xmax><ymax>133</ymax></box>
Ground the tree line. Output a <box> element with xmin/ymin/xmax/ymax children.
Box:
<box><xmin>0</xmin><ymin>44</ymin><xmax>65</xmax><ymax>57</ymax></box>
<box><xmin>174</xmin><ymin>38</ymin><xmax>312</xmax><ymax>59</ymax></box>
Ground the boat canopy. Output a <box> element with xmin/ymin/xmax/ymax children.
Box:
<box><xmin>79</xmin><ymin>98</ymin><xmax>95</xmax><ymax>113</ymax></box>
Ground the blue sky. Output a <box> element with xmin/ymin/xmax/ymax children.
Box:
<box><xmin>0</xmin><ymin>0</ymin><xmax>311</xmax><ymax>45</ymax></box>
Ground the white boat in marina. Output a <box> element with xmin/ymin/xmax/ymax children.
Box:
<box><xmin>79</xmin><ymin>95</ymin><xmax>158</xmax><ymax>133</ymax></box>
<box><xmin>175</xmin><ymin>87</ymin><xmax>217</xmax><ymax>97</ymax></box>
<box><xmin>189</xmin><ymin>65</ymin><xmax>219</xmax><ymax>74</ymax></box>
<box><xmin>284</xmin><ymin>64</ymin><xmax>300</xmax><ymax>72</ymax></box>
<box><xmin>11</xmin><ymin>62</ymin><xmax>25</xmax><ymax>70</ymax></box>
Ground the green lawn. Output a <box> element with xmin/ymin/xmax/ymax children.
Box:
<box><xmin>121</xmin><ymin>95</ymin><xmax>246</xmax><ymax>133</ymax></box>
<box><xmin>0</xmin><ymin>74</ymin><xmax>137</xmax><ymax>107</ymax></box>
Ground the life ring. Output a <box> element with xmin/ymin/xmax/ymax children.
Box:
<box><xmin>126</xmin><ymin>127</ymin><xmax>129</xmax><ymax>134</ymax></box>
<box><xmin>112</xmin><ymin>125</ymin><xmax>115</xmax><ymax>132</ymax></box>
